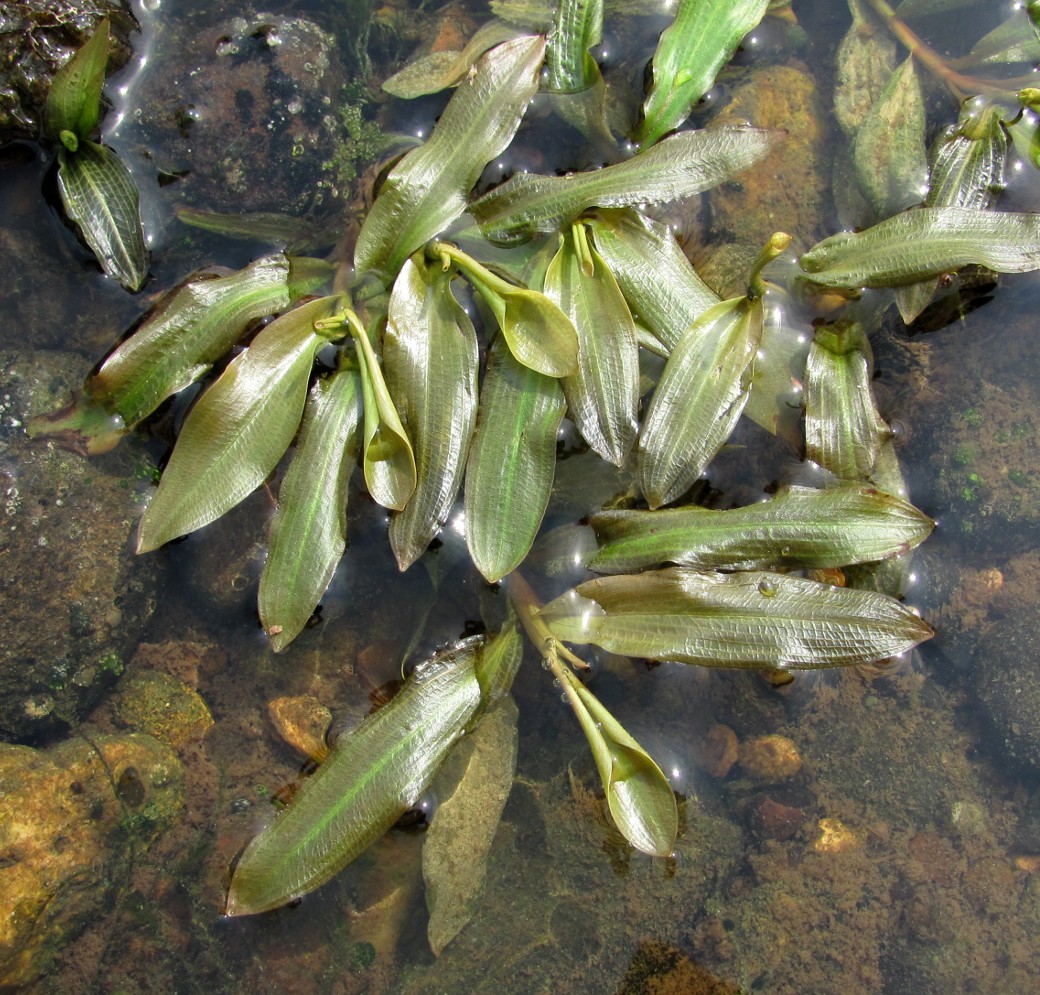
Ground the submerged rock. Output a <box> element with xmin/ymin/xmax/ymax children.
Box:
<box><xmin>0</xmin><ymin>732</ymin><xmax>183</xmax><ymax>990</ymax></box>
<box><xmin>0</xmin><ymin>350</ymin><xmax>159</xmax><ymax>741</ymax></box>
<box><xmin>687</xmin><ymin>62</ymin><xmax>830</xmax><ymax>297</ymax></box>
<box><xmin>111</xmin><ymin>670</ymin><xmax>214</xmax><ymax>752</ymax></box>
<box><xmin>118</xmin><ymin>10</ymin><xmax>360</xmax><ymax>216</ymax></box>
<box><xmin>975</xmin><ymin>607</ymin><xmax>1040</xmax><ymax>776</ymax></box>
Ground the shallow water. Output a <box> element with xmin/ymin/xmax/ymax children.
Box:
<box><xmin>3</xmin><ymin>0</ymin><xmax>1040</xmax><ymax>992</ymax></box>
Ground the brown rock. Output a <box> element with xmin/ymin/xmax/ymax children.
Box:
<box><xmin>268</xmin><ymin>695</ymin><xmax>332</xmax><ymax>761</ymax></box>
<box><xmin>0</xmin><ymin>734</ymin><xmax>183</xmax><ymax>989</ymax></box>
<box><xmin>697</xmin><ymin>724</ymin><xmax>739</xmax><ymax>779</ymax></box>
<box><xmin>737</xmin><ymin>734</ymin><xmax>803</xmax><ymax>782</ymax></box>
<box><xmin>751</xmin><ymin>796</ymin><xmax>806</xmax><ymax>841</ymax></box>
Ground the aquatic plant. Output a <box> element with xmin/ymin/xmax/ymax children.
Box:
<box><xmin>42</xmin><ymin>18</ymin><xmax>148</xmax><ymax>291</ymax></box>
<box><xmin>30</xmin><ymin>0</ymin><xmax>1040</xmax><ymax>949</ymax></box>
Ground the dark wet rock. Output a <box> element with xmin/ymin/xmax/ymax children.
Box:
<box><xmin>119</xmin><ymin>9</ymin><xmax>362</xmax><ymax>217</ymax></box>
<box><xmin>0</xmin><ymin>350</ymin><xmax>159</xmax><ymax>741</ymax></box>
<box><xmin>0</xmin><ymin>0</ymin><xmax>136</xmax><ymax>147</ymax></box>
<box><xmin>0</xmin><ymin>732</ymin><xmax>183</xmax><ymax>989</ymax></box>
<box><xmin>975</xmin><ymin>607</ymin><xmax>1040</xmax><ymax>776</ymax></box>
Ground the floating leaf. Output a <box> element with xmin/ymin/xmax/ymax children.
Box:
<box><xmin>895</xmin><ymin>100</ymin><xmax>1008</xmax><ymax>323</ymax></box>
<box><xmin>382</xmin><ymin>21</ymin><xmax>522</xmax><ymax>98</ymax></box>
<box><xmin>545</xmin><ymin>0</ymin><xmax>602</xmax><ymax>93</ymax></box>
<box><xmin>57</xmin><ymin>141</ymin><xmax>148</xmax><ymax>291</ymax></box>
<box><xmin>424</xmin><ymin>694</ymin><xmax>519</xmax><ymax>955</ymax></box>
<box><xmin>355</xmin><ymin>35</ymin><xmax>545</xmax><ymax>280</ymax></box>
<box><xmin>464</xmin><ymin>336</ymin><xmax>566</xmax><ymax>583</ymax></box>
<box><xmin>226</xmin><ymin>638</ymin><xmax>484</xmax><ymax>916</ymax></box>
<box><xmin>348</xmin><ymin>313</ymin><xmax>418</xmax><ymax>512</ymax></box>
<box><xmin>259</xmin><ymin>366</ymin><xmax>363</xmax><ymax>652</ymax></box>
<box><xmin>565</xmin><ymin>677</ymin><xmax>677</xmax><ymax>857</ymax></box>
<box><xmin>432</xmin><ymin>242</ymin><xmax>578</xmax><ymax>377</ymax></box>
<box><xmin>89</xmin><ymin>254</ymin><xmax>329</xmax><ymax>428</ymax></box>
<box><xmin>587</xmin><ymin>209</ymin><xmax>719</xmax><ymax>353</ymax></box>
<box><xmin>804</xmin><ymin>319</ymin><xmax>892</xmax><ymax>480</ymax></box>
<box><xmin>136</xmin><ymin>295</ymin><xmax>342</xmax><ymax>553</ymax></box>
<box><xmin>507</xmin><ymin>574</ymin><xmax>677</xmax><ymax>855</ymax></box>
<box><xmin>634</xmin><ymin>0</ymin><xmax>769</xmax><ymax>148</ymax></box>
<box><xmin>385</xmin><ymin>257</ymin><xmax>479</xmax><ymax>569</ymax></box>
<box><xmin>540</xmin><ymin>568</ymin><xmax>934</xmax><ymax>668</ymax></box>
<box><xmin>799</xmin><ymin>206</ymin><xmax>1040</xmax><ymax>289</ymax></box>
<box><xmin>44</xmin><ymin>18</ymin><xmax>110</xmax><ymax>143</ymax></box>
<box><xmin>588</xmin><ymin>482</ymin><xmax>934</xmax><ymax>573</ymax></box>
<box><xmin>544</xmin><ymin>224</ymin><xmax>639</xmax><ymax>465</ymax></box>
<box><xmin>638</xmin><ymin>297</ymin><xmax>761</xmax><ymax>509</ymax></box>
<box><xmin>851</xmin><ymin>55</ymin><xmax>928</xmax><ymax>219</ymax></box>
<box><xmin>472</xmin><ymin>128</ymin><xmax>781</xmax><ymax>245</ymax></box>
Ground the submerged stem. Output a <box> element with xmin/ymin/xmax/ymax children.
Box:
<box><xmin>864</xmin><ymin>0</ymin><xmax>1036</xmax><ymax>100</ymax></box>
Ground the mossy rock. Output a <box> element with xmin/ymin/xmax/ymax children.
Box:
<box><xmin>0</xmin><ymin>350</ymin><xmax>160</xmax><ymax>741</ymax></box>
<box><xmin>0</xmin><ymin>733</ymin><xmax>184</xmax><ymax>989</ymax></box>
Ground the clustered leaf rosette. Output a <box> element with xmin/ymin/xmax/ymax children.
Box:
<box><xmin>34</xmin><ymin>0</ymin><xmax>1040</xmax><ymax>946</ymax></box>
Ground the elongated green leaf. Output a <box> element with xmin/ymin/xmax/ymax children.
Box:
<box><xmin>540</xmin><ymin>568</ymin><xmax>934</xmax><ymax>668</ymax></box>
<box><xmin>433</xmin><ymin>242</ymin><xmax>578</xmax><ymax>377</ymax></box>
<box><xmin>588</xmin><ymin>482</ymin><xmax>933</xmax><ymax>573</ymax></box>
<box><xmin>259</xmin><ymin>367</ymin><xmax>363</xmax><ymax>652</ymax></box>
<box><xmin>804</xmin><ymin>320</ymin><xmax>891</xmax><ymax>480</ymax></box>
<box><xmin>852</xmin><ymin>56</ymin><xmax>928</xmax><ymax>220</ymax></box>
<box><xmin>472</xmin><ymin>128</ymin><xmax>780</xmax><ymax>245</ymax></box>
<box><xmin>89</xmin><ymin>254</ymin><xmax>329</xmax><ymax>427</ymax></box>
<box><xmin>638</xmin><ymin>297</ymin><xmax>761</xmax><ymax>509</ymax></box>
<box><xmin>137</xmin><ymin>295</ymin><xmax>341</xmax><ymax>553</ymax></box>
<box><xmin>57</xmin><ymin>142</ymin><xmax>148</xmax><ymax>291</ymax></box>
<box><xmin>226</xmin><ymin>639</ymin><xmax>484</xmax><ymax>916</ymax></box>
<box><xmin>545</xmin><ymin>225</ymin><xmax>639</xmax><ymax>465</ymax></box>
<box><xmin>174</xmin><ymin>206</ymin><xmax>337</xmax><ymax>253</ymax></box>
<box><xmin>464</xmin><ymin>336</ymin><xmax>566</xmax><ymax>582</ymax></box>
<box><xmin>424</xmin><ymin>694</ymin><xmax>519</xmax><ymax>955</ymax></box>
<box><xmin>799</xmin><ymin>207</ymin><xmax>1040</xmax><ymax>289</ymax></box>
<box><xmin>634</xmin><ymin>0</ymin><xmax>769</xmax><ymax>148</ymax></box>
<box><xmin>355</xmin><ymin>35</ymin><xmax>545</xmax><ymax>280</ymax></box>
<box><xmin>895</xmin><ymin>101</ymin><xmax>1008</xmax><ymax>323</ymax></box>
<box><xmin>545</xmin><ymin>0</ymin><xmax>602</xmax><ymax>93</ymax></box>
<box><xmin>382</xmin><ymin>21</ymin><xmax>522</xmax><ymax>98</ymax></box>
<box><xmin>349</xmin><ymin>315</ymin><xmax>417</xmax><ymax>512</ymax></box>
<box><xmin>927</xmin><ymin>102</ymin><xmax>1008</xmax><ymax>211</ymax></box>
<box><xmin>44</xmin><ymin>18</ymin><xmax>109</xmax><ymax>142</ymax></box>
<box><xmin>587</xmin><ymin>209</ymin><xmax>719</xmax><ymax>353</ymax></box>
<box><xmin>567</xmin><ymin>679</ymin><xmax>677</xmax><ymax>857</ymax></box>
<box><xmin>385</xmin><ymin>257</ymin><xmax>479</xmax><ymax>569</ymax></box>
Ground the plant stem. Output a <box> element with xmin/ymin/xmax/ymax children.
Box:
<box><xmin>506</xmin><ymin>572</ymin><xmax>592</xmax><ymax>672</ymax></box>
<box><xmin>864</xmin><ymin>0</ymin><xmax>1037</xmax><ymax>100</ymax></box>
